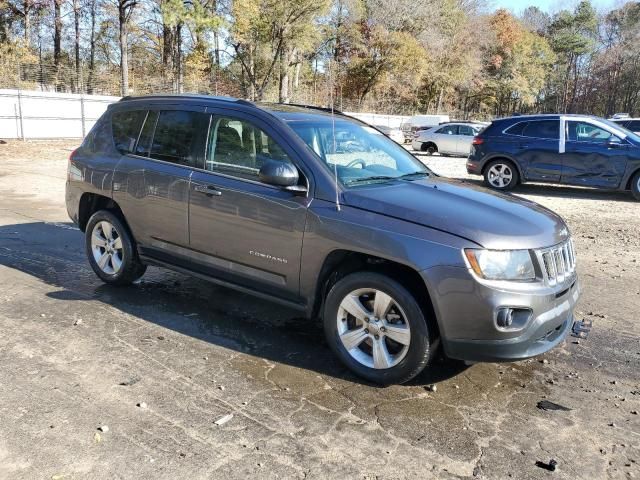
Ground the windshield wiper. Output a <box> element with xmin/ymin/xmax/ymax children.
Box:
<box><xmin>344</xmin><ymin>175</ymin><xmax>397</xmax><ymax>185</ymax></box>
<box><xmin>398</xmin><ymin>171</ymin><xmax>430</xmax><ymax>180</ymax></box>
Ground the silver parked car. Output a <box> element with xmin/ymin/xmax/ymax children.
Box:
<box><xmin>412</xmin><ymin>122</ymin><xmax>485</xmax><ymax>156</ymax></box>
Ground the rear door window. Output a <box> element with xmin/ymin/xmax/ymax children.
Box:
<box><xmin>436</xmin><ymin>125</ymin><xmax>459</xmax><ymax>135</ymax></box>
<box><xmin>522</xmin><ymin>120</ymin><xmax>559</xmax><ymax>139</ymax></box>
<box><xmin>149</xmin><ymin>110</ymin><xmax>203</xmax><ymax>166</ymax></box>
<box><xmin>458</xmin><ymin>125</ymin><xmax>475</xmax><ymax>136</ymax></box>
<box><xmin>112</xmin><ymin>110</ymin><xmax>146</xmax><ymax>154</ymax></box>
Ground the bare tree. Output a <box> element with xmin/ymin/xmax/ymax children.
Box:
<box><xmin>86</xmin><ymin>0</ymin><xmax>98</xmax><ymax>94</ymax></box>
<box><xmin>53</xmin><ymin>0</ymin><xmax>62</xmax><ymax>90</ymax></box>
<box><xmin>72</xmin><ymin>0</ymin><xmax>81</xmax><ymax>91</ymax></box>
<box><xmin>117</xmin><ymin>0</ymin><xmax>137</xmax><ymax>95</ymax></box>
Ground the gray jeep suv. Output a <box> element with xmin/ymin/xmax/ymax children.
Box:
<box><xmin>66</xmin><ymin>94</ymin><xmax>580</xmax><ymax>384</ymax></box>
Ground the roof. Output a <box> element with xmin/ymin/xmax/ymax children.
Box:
<box><xmin>495</xmin><ymin>113</ymin><xmax>597</xmax><ymax>122</ymax></box>
<box><xmin>438</xmin><ymin>121</ymin><xmax>487</xmax><ymax>126</ymax></box>
<box><xmin>115</xmin><ymin>93</ymin><xmax>353</xmax><ymax>122</ymax></box>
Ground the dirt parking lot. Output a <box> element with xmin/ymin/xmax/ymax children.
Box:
<box><xmin>0</xmin><ymin>140</ymin><xmax>638</xmax><ymax>479</ymax></box>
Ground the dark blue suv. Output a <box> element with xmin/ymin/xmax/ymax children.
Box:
<box><xmin>466</xmin><ymin>114</ymin><xmax>640</xmax><ymax>200</ymax></box>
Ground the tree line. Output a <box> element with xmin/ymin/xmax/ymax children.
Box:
<box><xmin>1</xmin><ymin>0</ymin><xmax>639</xmax><ymax>119</ymax></box>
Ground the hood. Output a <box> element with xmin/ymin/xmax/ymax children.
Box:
<box><xmin>342</xmin><ymin>176</ymin><xmax>569</xmax><ymax>249</ymax></box>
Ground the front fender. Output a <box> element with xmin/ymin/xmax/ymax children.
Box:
<box><xmin>299</xmin><ymin>200</ymin><xmax>475</xmax><ymax>306</ymax></box>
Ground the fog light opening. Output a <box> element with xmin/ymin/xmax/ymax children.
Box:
<box><xmin>496</xmin><ymin>307</ymin><xmax>532</xmax><ymax>330</ymax></box>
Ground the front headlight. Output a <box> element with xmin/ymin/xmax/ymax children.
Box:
<box><xmin>464</xmin><ymin>249</ymin><xmax>535</xmax><ymax>281</ymax></box>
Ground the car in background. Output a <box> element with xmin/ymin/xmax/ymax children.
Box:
<box><xmin>466</xmin><ymin>114</ymin><xmax>640</xmax><ymax>200</ymax></box>
<box><xmin>374</xmin><ymin>125</ymin><xmax>405</xmax><ymax>144</ymax></box>
<box><xmin>400</xmin><ymin>114</ymin><xmax>450</xmax><ymax>142</ymax></box>
<box><xmin>610</xmin><ymin>113</ymin><xmax>630</xmax><ymax>120</ymax></box>
<box><xmin>611</xmin><ymin>117</ymin><xmax>640</xmax><ymax>134</ymax></box>
<box><xmin>412</xmin><ymin>122</ymin><xmax>485</xmax><ymax>156</ymax></box>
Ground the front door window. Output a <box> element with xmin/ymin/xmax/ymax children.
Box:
<box><xmin>205</xmin><ymin>117</ymin><xmax>293</xmax><ymax>182</ymax></box>
<box><xmin>567</xmin><ymin>121</ymin><xmax>618</xmax><ymax>144</ymax></box>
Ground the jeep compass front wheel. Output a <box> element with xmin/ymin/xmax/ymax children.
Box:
<box><xmin>85</xmin><ymin>210</ymin><xmax>146</xmax><ymax>285</ymax></box>
<box><xmin>324</xmin><ymin>272</ymin><xmax>432</xmax><ymax>384</ymax></box>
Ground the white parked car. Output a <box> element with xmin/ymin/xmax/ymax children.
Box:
<box><xmin>611</xmin><ymin>118</ymin><xmax>640</xmax><ymax>134</ymax></box>
<box><xmin>412</xmin><ymin>122</ymin><xmax>485</xmax><ymax>156</ymax></box>
<box><xmin>401</xmin><ymin>114</ymin><xmax>451</xmax><ymax>142</ymax></box>
<box><xmin>610</xmin><ymin>113</ymin><xmax>631</xmax><ymax>120</ymax></box>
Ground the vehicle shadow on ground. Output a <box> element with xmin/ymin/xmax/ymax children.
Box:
<box><xmin>455</xmin><ymin>178</ymin><xmax>636</xmax><ymax>202</ymax></box>
<box><xmin>0</xmin><ymin>221</ymin><xmax>468</xmax><ymax>387</ymax></box>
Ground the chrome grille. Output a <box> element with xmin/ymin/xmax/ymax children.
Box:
<box><xmin>537</xmin><ymin>239</ymin><xmax>576</xmax><ymax>286</ymax></box>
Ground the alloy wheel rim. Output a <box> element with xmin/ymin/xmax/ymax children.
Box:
<box><xmin>336</xmin><ymin>288</ymin><xmax>411</xmax><ymax>369</ymax></box>
<box><xmin>91</xmin><ymin>220</ymin><xmax>124</xmax><ymax>275</ymax></box>
<box><xmin>488</xmin><ymin>164</ymin><xmax>513</xmax><ymax>188</ymax></box>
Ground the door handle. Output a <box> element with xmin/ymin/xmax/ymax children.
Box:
<box><xmin>194</xmin><ymin>184</ymin><xmax>222</xmax><ymax>196</ymax></box>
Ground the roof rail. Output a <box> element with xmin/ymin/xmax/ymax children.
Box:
<box><xmin>283</xmin><ymin>103</ymin><xmax>344</xmax><ymax>115</ymax></box>
<box><xmin>117</xmin><ymin>93</ymin><xmax>242</xmax><ymax>103</ymax></box>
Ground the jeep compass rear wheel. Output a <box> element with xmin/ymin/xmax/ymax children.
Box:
<box><xmin>86</xmin><ymin>210</ymin><xmax>146</xmax><ymax>285</ymax></box>
<box><xmin>484</xmin><ymin>160</ymin><xmax>519</xmax><ymax>191</ymax></box>
<box><xmin>324</xmin><ymin>272</ymin><xmax>431</xmax><ymax>384</ymax></box>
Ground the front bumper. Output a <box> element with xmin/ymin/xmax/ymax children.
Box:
<box><xmin>422</xmin><ymin>265</ymin><xmax>580</xmax><ymax>363</ymax></box>
<box><xmin>445</xmin><ymin>309</ymin><xmax>574</xmax><ymax>362</ymax></box>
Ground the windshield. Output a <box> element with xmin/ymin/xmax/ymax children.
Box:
<box><xmin>600</xmin><ymin>118</ymin><xmax>640</xmax><ymax>143</ymax></box>
<box><xmin>286</xmin><ymin>118</ymin><xmax>430</xmax><ymax>186</ymax></box>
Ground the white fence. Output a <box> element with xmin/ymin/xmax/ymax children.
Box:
<box><xmin>0</xmin><ymin>89</ymin><xmax>413</xmax><ymax>139</ymax></box>
<box><xmin>344</xmin><ymin>112</ymin><xmax>410</xmax><ymax>128</ymax></box>
<box><xmin>0</xmin><ymin>89</ymin><xmax>120</xmax><ymax>139</ymax></box>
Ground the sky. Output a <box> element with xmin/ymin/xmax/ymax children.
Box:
<box><xmin>490</xmin><ymin>0</ymin><xmax>623</xmax><ymax>15</ymax></box>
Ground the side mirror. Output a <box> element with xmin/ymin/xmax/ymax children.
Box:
<box><xmin>606</xmin><ymin>137</ymin><xmax>623</xmax><ymax>148</ymax></box>
<box><xmin>259</xmin><ymin>160</ymin><xmax>299</xmax><ymax>187</ymax></box>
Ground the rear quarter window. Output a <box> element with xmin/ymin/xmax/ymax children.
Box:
<box><xmin>82</xmin><ymin>116</ymin><xmax>112</xmax><ymax>154</ymax></box>
<box><xmin>112</xmin><ymin>110</ymin><xmax>146</xmax><ymax>154</ymax></box>
<box><xmin>504</xmin><ymin>122</ymin><xmax>527</xmax><ymax>136</ymax></box>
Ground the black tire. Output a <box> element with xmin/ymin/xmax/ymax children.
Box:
<box><xmin>631</xmin><ymin>170</ymin><xmax>640</xmax><ymax>201</ymax></box>
<box><xmin>483</xmin><ymin>159</ymin><xmax>519</xmax><ymax>191</ymax></box>
<box><xmin>421</xmin><ymin>142</ymin><xmax>437</xmax><ymax>156</ymax></box>
<box><xmin>85</xmin><ymin>210</ymin><xmax>146</xmax><ymax>285</ymax></box>
<box><xmin>323</xmin><ymin>272</ymin><xmax>432</xmax><ymax>385</ymax></box>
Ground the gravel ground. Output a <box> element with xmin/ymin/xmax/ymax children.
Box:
<box><xmin>0</xmin><ymin>140</ymin><xmax>638</xmax><ymax>480</ymax></box>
